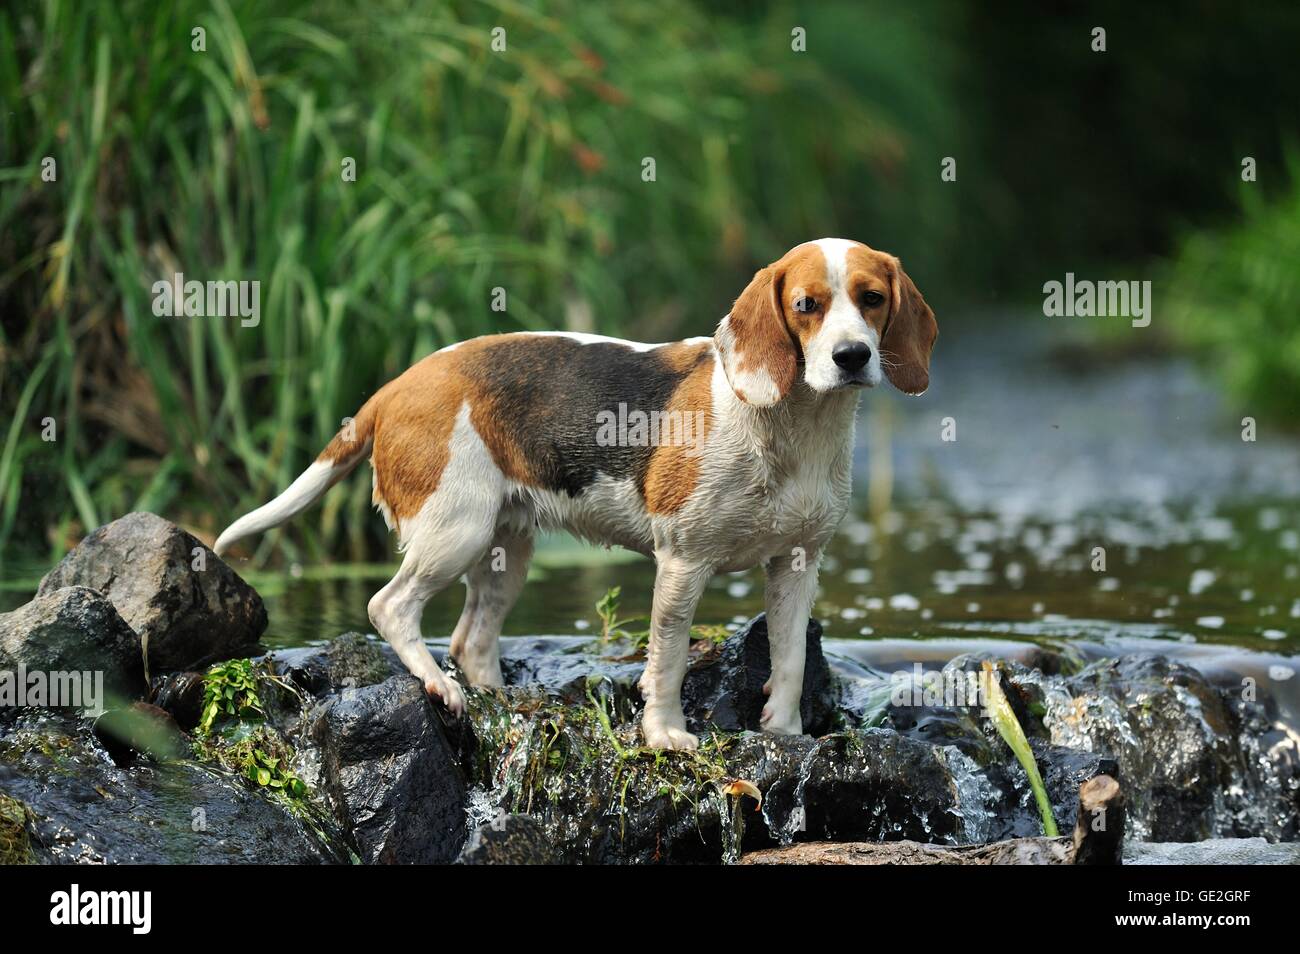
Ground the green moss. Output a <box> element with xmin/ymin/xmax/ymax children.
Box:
<box><xmin>0</xmin><ymin>793</ymin><xmax>36</xmax><ymax>865</ymax></box>
<box><xmin>467</xmin><ymin>677</ymin><xmax>738</xmax><ymax>851</ymax></box>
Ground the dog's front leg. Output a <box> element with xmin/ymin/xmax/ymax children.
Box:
<box><xmin>638</xmin><ymin>551</ymin><xmax>712</xmax><ymax>751</ymax></box>
<box><xmin>761</xmin><ymin>548</ymin><xmax>822</xmax><ymax>735</ymax></box>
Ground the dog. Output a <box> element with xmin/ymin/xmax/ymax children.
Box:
<box><xmin>214</xmin><ymin>238</ymin><xmax>937</xmax><ymax>750</ymax></box>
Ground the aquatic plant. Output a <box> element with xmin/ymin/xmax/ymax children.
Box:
<box><xmin>197</xmin><ymin>658</ymin><xmax>266</xmax><ymax>736</ymax></box>
<box><xmin>982</xmin><ymin>661</ymin><xmax>1058</xmax><ymax>836</ymax></box>
<box><xmin>192</xmin><ymin>725</ymin><xmax>307</xmax><ymax>800</ymax></box>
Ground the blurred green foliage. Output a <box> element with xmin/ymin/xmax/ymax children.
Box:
<box><xmin>1</xmin><ymin>0</ymin><xmax>1298</xmax><ymax>560</ymax></box>
<box><xmin>1165</xmin><ymin>155</ymin><xmax>1300</xmax><ymax>420</ymax></box>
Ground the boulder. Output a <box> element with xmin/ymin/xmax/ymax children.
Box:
<box><xmin>730</xmin><ymin>729</ymin><xmax>963</xmax><ymax>847</ymax></box>
<box><xmin>1035</xmin><ymin>655</ymin><xmax>1239</xmax><ymax>841</ymax></box>
<box><xmin>0</xmin><ymin>586</ymin><xmax>145</xmax><ymax>704</ymax></box>
<box><xmin>681</xmin><ymin>614</ymin><xmax>837</xmax><ymax>736</ymax></box>
<box><xmin>0</xmin><ymin>709</ymin><xmax>346</xmax><ymax>863</ymax></box>
<box><xmin>37</xmin><ymin>512</ymin><xmax>266</xmax><ymax>673</ymax></box>
<box><xmin>310</xmin><ymin>675</ymin><xmax>468</xmax><ymax>864</ymax></box>
<box><xmin>149</xmin><ymin>670</ymin><xmax>207</xmax><ymax>731</ymax></box>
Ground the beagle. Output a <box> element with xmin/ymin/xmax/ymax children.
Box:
<box><xmin>214</xmin><ymin>238</ymin><xmax>937</xmax><ymax>750</ymax></box>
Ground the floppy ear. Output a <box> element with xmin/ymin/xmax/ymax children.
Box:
<box><xmin>883</xmin><ymin>258</ymin><xmax>938</xmax><ymax>395</ymax></box>
<box><xmin>716</xmin><ymin>266</ymin><xmax>798</xmax><ymax>406</ymax></box>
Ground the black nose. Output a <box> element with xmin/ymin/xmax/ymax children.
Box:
<box><xmin>832</xmin><ymin>341</ymin><xmax>872</xmax><ymax>373</ymax></box>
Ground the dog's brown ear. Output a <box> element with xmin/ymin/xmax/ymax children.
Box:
<box><xmin>717</xmin><ymin>266</ymin><xmax>797</xmax><ymax>406</ymax></box>
<box><xmin>883</xmin><ymin>258</ymin><xmax>938</xmax><ymax>395</ymax></box>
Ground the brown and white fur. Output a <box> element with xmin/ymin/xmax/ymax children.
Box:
<box><xmin>214</xmin><ymin>238</ymin><xmax>937</xmax><ymax>750</ymax></box>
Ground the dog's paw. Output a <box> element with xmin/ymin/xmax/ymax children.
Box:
<box><xmin>642</xmin><ymin>722</ymin><xmax>699</xmax><ymax>751</ymax></box>
<box><xmin>458</xmin><ymin>658</ymin><xmax>504</xmax><ymax>689</ymax></box>
<box><xmin>425</xmin><ymin>673</ymin><xmax>466</xmax><ymax>717</ymax></box>
<box><xmin>760</xmin><ymin>702</ymin><xmax>802</xmax><ymax>736</ymax></box>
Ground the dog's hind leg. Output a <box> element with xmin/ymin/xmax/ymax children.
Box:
<box><xmin>367</xmin><ymin>408</ymin><xmax>503</xmax><ymax>716</ymax></box>
<box><xmin>449</xmin><ymin>525</ymin><xmax>533</xmax><ymax>688</ymax></box>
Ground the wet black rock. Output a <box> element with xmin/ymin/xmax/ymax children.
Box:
<box><xmin>310</xmin><ymin>675</ymin><xmax>468</xmax><ymax>864</ymax></box>
<box><xmin>1220</xmin><ymin>689</ymin><xmax>1300</xmax><ymax>841</ymax></box>
<box><xmin>730</xmin><ymin>729</ymin><xmax>962</xmax><ymax>847</ymax></box>
<box><xmin>272</xmin><ymin>632</ymin><xmax>400</xmax><ymax>696</ymax></box>
<box><xmin>0</xmin><ymin>586</ymin><xmax>145</xmax><ymax>703</ymax></box>
<box><xmin>37</xmin><ymin>512</ymin><xmax>266</xmax><ymax>673</ymax></box>
<box><xmin>499</xmin><ymin>636</ymin><xmax>644</xmax><ymax>710</ymax></box>
<box><xmin>457</xmin><ymin>814</ymin><xmax>562</xmax><ymax>865</ymax></box>
<box><xmin>1030</xmin><ymin>655</ymin><xmax>1242</xmax><ymax>841</ymax></box>
<box><xmin>0</xmin><ymin>709</ymin><xmax>346</xmax><ymax>863</ymax></box>
<box><xmin>150</xmin><ymin>670</ymin><xmax>207</xmax><ymax>731</ymax></box>
<box><xmin>681</xmin><ymin>615</ymin><xmax>837</xmax><ymax>736</ymax></box>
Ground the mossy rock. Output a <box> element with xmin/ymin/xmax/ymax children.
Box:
<box><xmin>0</xmin><ymin>792</ymin><xmax>36</xmax><ymax>865</ymax></box>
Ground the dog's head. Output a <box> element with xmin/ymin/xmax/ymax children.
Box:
<box><xmin>715</xmin><ymin>238</ymin><xmax>938</xmax><ymax>405</ymax></box>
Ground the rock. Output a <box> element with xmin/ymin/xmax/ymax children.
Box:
<box><xmin>150</xmin><ymin>671</ymin><xmax>207</xmax><ymax>731</ymax></box>
<box><xmin>879</xmin><ymin>656</ymin><xmax>1117</xmax><ymax>842</ymax></box>
<box><xmin>37</xmin><ymin>512</ymin><xmax>266</xmax><ymax>673</ymax></box>
<box><xmin>93</xmin><ymin>702</ymin><xmax>189</xmax><ymax>762</ymax></box>
<box><xmin>271</xmin><ymin>632</ymin><xmax>399</xmax><ymax>696</ymax></box>
<box><xmin>0</xmin><ymin>586</ymin><xmax>145</xmax><ymax>704</ymax></box>
<box><xmin>681</xmin><ymin>614</ymin><xmax>837</xmax><ymax>736</ymax></box>
<box><xmin>1218</xmin><ymin>685</ymin><xmax>1300</xmax><ymax>841</ymax></box>
<box><xmin>499</xmin><ymin>636</ymin><xmax>644</xmax><ymax>711</ymax></box>
<box><xmin>1124</xmin><ymin>837</ymin><xmax>1300</xmax><ymax>865</ymax></box>
<box><xmin>457</xmin><ymin>814</ymin><xmax>562</xmax><ymax>865</ymax></box>
<box><xmin>1035</xmin><ymin>655</ymin><xmax>1240</xmax><ymax>841</ymax></box>
<box><xmin>310</xmin><ymin>675</ymin><xmax>468</xmax><ymax>864</ymax></box>
<box><xmin>0</xmin><ymin>709</ymin><xmax>346</xmax><ymax>863</ymax></box>
<box><xmin>730</xmin><ymin>729</ymin><xmax>963</xmax><ymax>847</ymax></box>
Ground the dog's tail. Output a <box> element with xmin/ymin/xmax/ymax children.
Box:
<box><xmin>214</xmin><ymin>395</ymin><xmax>380</xmax><ymax>557</ymax></box>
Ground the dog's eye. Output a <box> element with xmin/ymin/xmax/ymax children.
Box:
<box><xmin>861</xmin><ymin>291</ymin><xmax>884</xmax><ymax>308</ymax></box>
<box><xmin>793</xmin><ymin>296</ymin><xmax>818</xmax><ymax>314</ymax></box>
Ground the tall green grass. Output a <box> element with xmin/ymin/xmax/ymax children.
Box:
<box><xmin>1164</xmin><ymin>154</ymin><xmax>1300</xmax><ymax>421</ymax></box>
<box><xmin>0</xmin><ymin>0</ymin><xmax>961</xmax><ymax>563</ymax></box>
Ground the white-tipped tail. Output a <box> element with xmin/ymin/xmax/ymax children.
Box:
<box><xmin>214</xmin><ymin>461</ymin><xmax>344</xmax><ymax>556</ymax></box>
